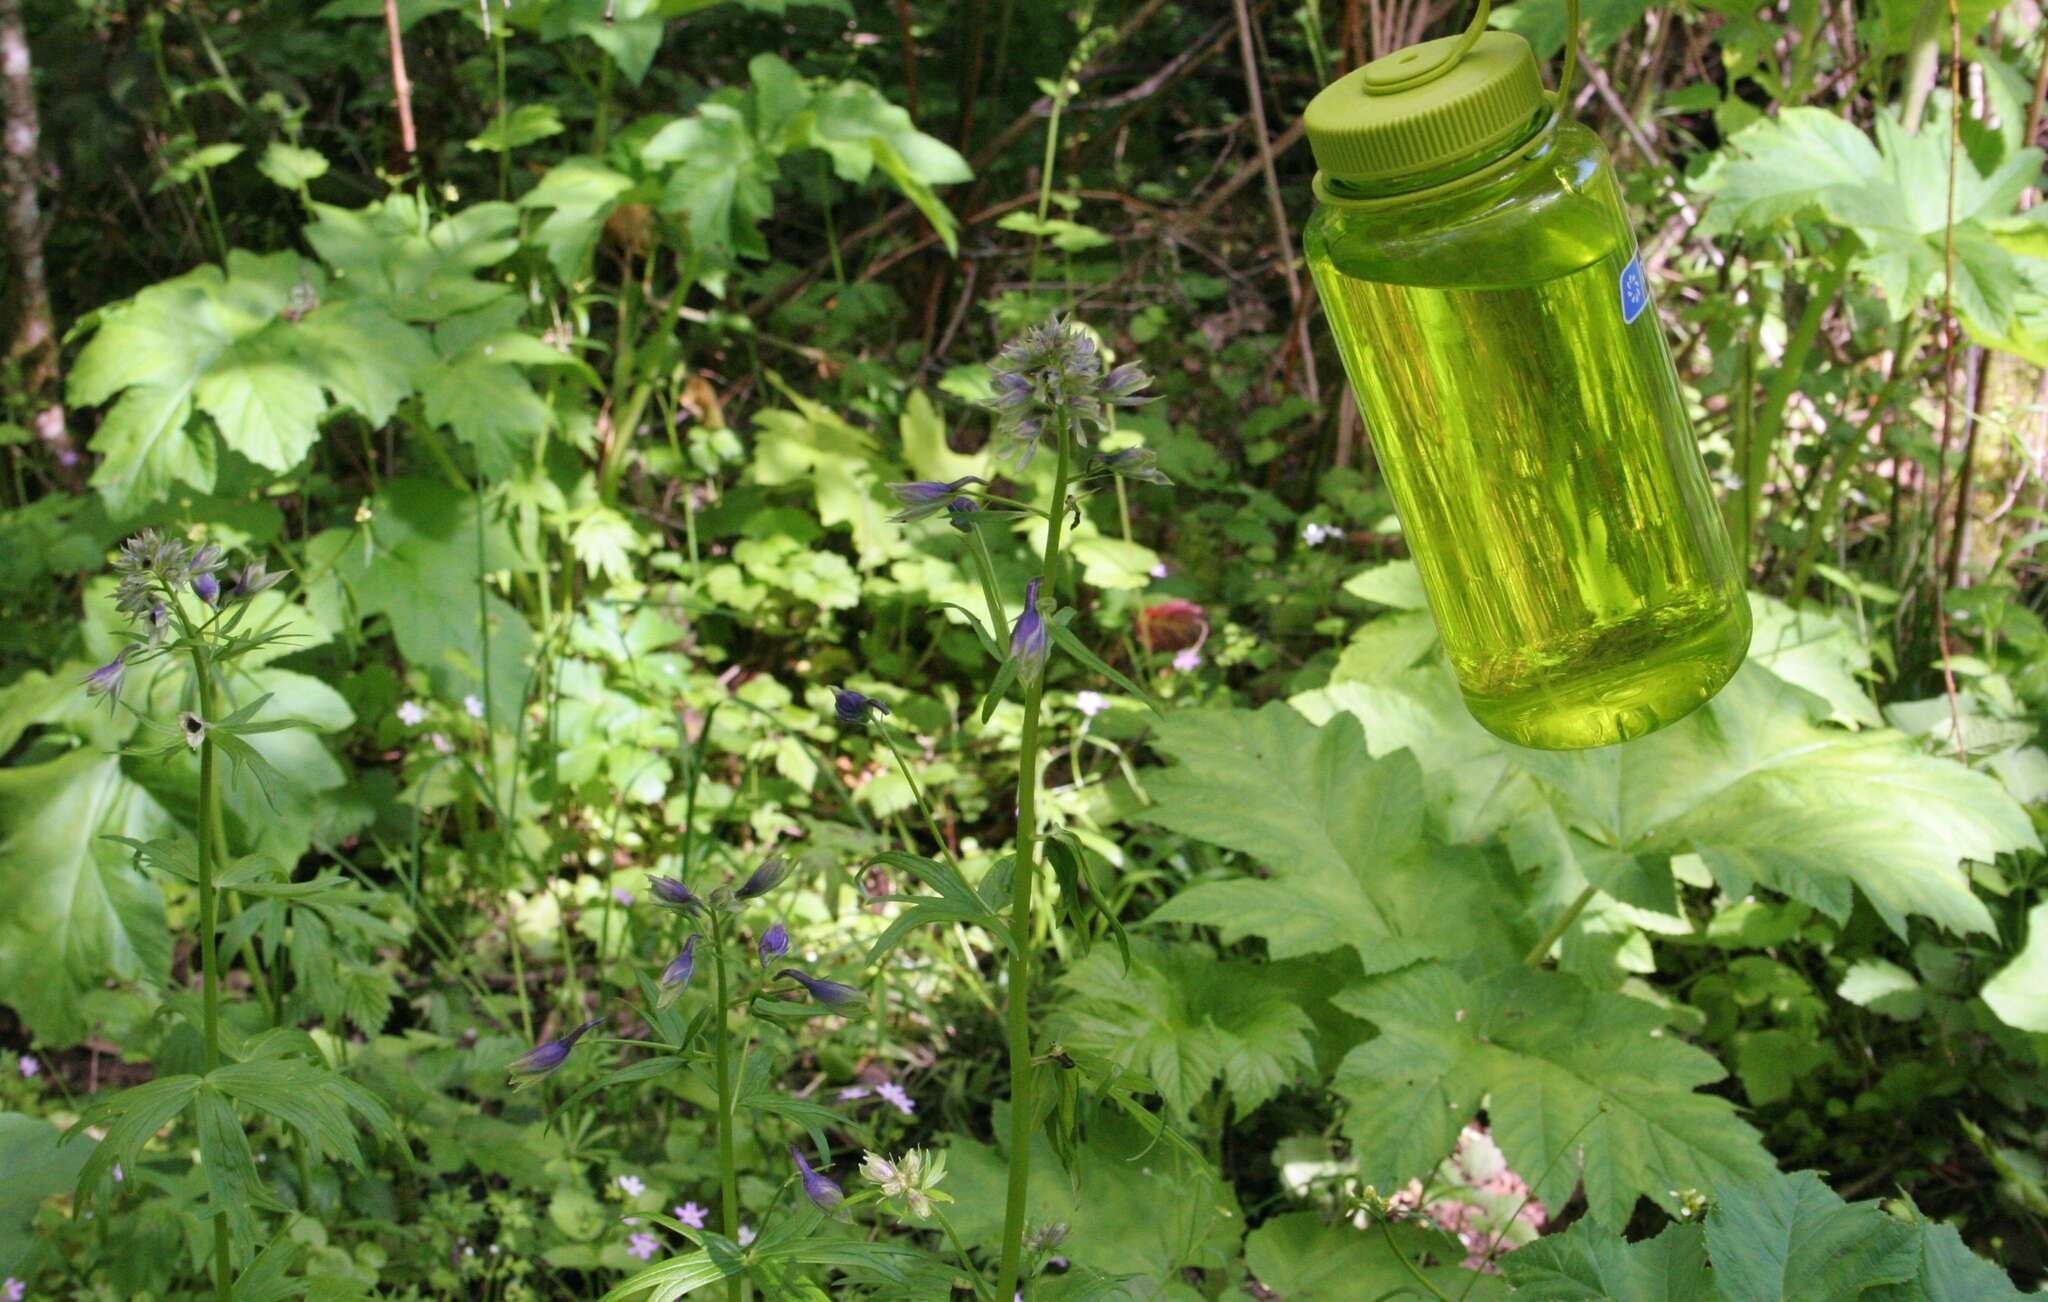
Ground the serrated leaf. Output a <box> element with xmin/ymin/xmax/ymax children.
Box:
<box><xmin>466</xmin><ymin>103</ymin><xmax>566</xmax><ymax>153</ymax></box>
<box><xmin>1333</xmin><ymin>962</ymin><xmax>1775</xmax><ymax>1228</ymax></box>
<box><xmin>257</xmin><ymin>141</ymin><xmax>329</xmax><ymax>189</ymax></box>
<box><xmin>292</xmin><ymin>299</ymin><xmax>434</xmax><ymax>427</ymax></box>
<box><xmin>519</xmin><ymin>157</ymin><xmax>637</xmax><ymax>283</ymax></box>
<box><xmin>1054</xmin><ymin>940</ymin><xmax>1314</xmax><ymax>1120</ymax></box>
<box><xmin>0</xmin><ymin>1113</ymin><xmax>94</xmax><ymax>1276</ymax></box>
<box><xmin>72</xmin><ymin>1074</ymin><xmax>203</xmax><ymax>1203</ymax></box>
<box><xmin>303</xmin><ymin>195</ymin><xmax>518</xmax><ymax>322</ymax></box>
<box><xmin>1144</xmin><ymin>703</ymin><xmax>1519</xmax><ymax>971</ymax></box>
<box><xmin>0</xmin><ymin>749</ymin><xmax>174</xmax><ymax>1045</ymax></box>
<box><xmin>1705</xmin><ymin>1169</ymin><xmax>1921</xmax><ymax>1301</ymax></box>
<box><xmin>1245</xmin><ymin>1213</ymin><xmax>1509</xmax><ymax>1300</ymax></box>
<box><xmin>1499</xmin><ymin>1219</ymin><xmax>1713</xmax><ymax>1299</ymax></box>
<box><xmin>1982</xmin><ymin>900</ymin><xmax>2048</xmax><ymax>1032</ymax></box>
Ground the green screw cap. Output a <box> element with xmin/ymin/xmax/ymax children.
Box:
<box><xmin>1303</xmin><ymin>31</ymin><xmax>1546</xmax><ymax>186</ymax></box>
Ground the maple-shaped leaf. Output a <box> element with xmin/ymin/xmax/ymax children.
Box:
<box><xmin>1144</xmin><ymin>703</ymin><xmax>1524</xmax><ymax>973</ymax></box>
<box><xmin>302</xmin><ymin>196</ymin><xmax>519</xmax><ymax>323</ymax></box>
<box><xmin>1332</xmin><ymin>961</ymin><xmax>1775</xmax><ymax>1228</ymax></box>
<box><xmin>1052</xmin><ymin>939</ymin><xmax>1316</xmax><ymax>1121</ymax></box>
<box><xmin>1499</xmin><ymin>1219</ymin><xmax>1713</xmax><ymax>1300</ymax></box>
<box><xmin>1704</xmin><ymin>1169</ymin><xmax>1922</xmax><ymax>1301</ymax></box>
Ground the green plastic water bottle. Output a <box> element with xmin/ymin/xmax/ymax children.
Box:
<box><xmin>1302</xmin><ymin>5</ymin><xmax>1748</xmax><ymax>750</ymax></box>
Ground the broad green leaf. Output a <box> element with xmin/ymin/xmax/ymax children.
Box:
<box><xmin>898</xmin><ymin>387</ymin><xmax>982</xmax><ymax>483</ymax></box>
<box><xmin>539</xmin><ymin>0</ymin><xmax>664</xmax><ymax>85</ymax></box>
<box><xmin>303</xmin><ymin>195</ymin><xmax>519</xmax><ymax>322</ymax></box>
<box><xmin>1499</xmin><ymin>1219</ymin><xmax>1713</xmax><ymax>1300</ymax></box>
<box><xmin>781</xmin><ymin>68</ymin><xmax>971</xmax><ymax>255</ymax></box>
<box><xmin>0</xmin><ymin>1113</ymin><xmax>94</xmax><ymax>1275</ymax></box>
<box><xmin>1867</xmin><ymin>1220</ymin><xmax>2029</xmax><ymax>1300</ymax></box>
<box><xmin>1836</xmin><ymin>958</ymin><xmax>1925</xmax><ymax>1021</ymax></box>
<box><xmin>646</xmin><ymin>100</ymin><xmax>778</xmax><ymax>264</ymax></box>
<box><xmin>1695</xmin><ymin>108</ymin><xmax>1884</xmax><ymax>235</ymax></box>
<box><xmin>0</xmin><ymin>749</ymin><xmax>174</xmax><ymax>1045</ymax></box>
<box><xmin>1053</xmin><ymin>940</ymin><xmax>1315</xmax><ymax>1120</ymax></box>
<box><xmin>1245</xmin><ymin>1213</ymin><xmax>1508</xmax><ymax>1300</ymax></box>
<box><xmin>995</xmin><ymin>211</ymin><xmax>1112</xmax><ymax>253</ymax></box>
<box><xmin>1982</xmin><ymin>901</ymin><xmax>2048</xmax><ymax>1032</ymax></box>
<box><xmin>72</xmin><ymin>1073</ymin><xmax>203</xmax><ymax>1201</ymax></box>
<box><xmin>1705</xmin><ymin>1169</ymin><xmax>1921</xmax><ymax>1300</ymax></box>
<box><xmin>1744</xmin><ymin>594</ymin><xmax>1881</xmax><ymax>728</ymax></box>
<box><xmin>304</xmin><ymin>479</ymin><xmax>537</xmax><ymax>729</ymax></box>
<box><xmin>193</xmin><ymin>325</ymin><xmax>330</xmax><ymax>473</ymax></box>
<box><xmin>749</xmin><ymin>393</ymin><xmax>905</xmax><ymax>570</ymax></box>
<box><xmin>292</xmin><ymin>299</ymin><xmax>434</xmax><ymax>427</ymax></box>
<box><xmin>520</xmin><ymin>157</ymin><xmax>637</xmax><ymax>283</ymax></box>
<box><xmin>1342</xmin><ymin>558</ymin><xmax>1429</xmax><ymax>610</ymax></box>
<box><xmin>1490</xmin><ymin>0</ymin><xmax>1654</xmax><ymax>58</ymax></box>
<box><xmin>1333</xmin><ymin>962</ymin><xmax>1775</xmax><ymax>1228</ymax></box>
<box><xmin>257</xmin><ymin>141</ymin><xmax>329</xmax><ymax>189</ymax></box>
<box><xmin>1145</xmin><ymin>703</ymin><xmax>1521</xmax><ymax>972</ymax></box>
<box><xmin>466</xmin><ymin>103</ymin><xmax>566</xmax><ymax>153</ymax></box>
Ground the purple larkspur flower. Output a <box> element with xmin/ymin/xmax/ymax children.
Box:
<box><xmin>675</xmin><ymin>1201</ymin><xmax>707</xmax><ymax>1229</ymax></box>
<box><xmin>657</xmin><ymin>936</ymin><xmax>697</xmax><ymax>1010</ymax></box>
<box><xmin>1011</xmin><ymin>578</ymin><xmax>1049</xmax><ymax>686</ymax></box>
<box><xmin>83</xmin><ymin>649</ymin><xmax>128</xmax><ymax>702</ymax></box>
<box><xmin>228</xmin><ymin>558</ymin><xmax>285</xmax><ymax>601</ymax></box>
<box><xmin>875</xmin><ymin>1081</ymin><xmax>916</xmax><ymax>1116</ymax></box>
<box><xmin>735</xmin><ymin>854</ymin><xmax>792</xmax><ymax>900</ymax></box>
<box><xmin>758</xmin><ymin>921</ymin><xmax>790</xmax><ymax>963</ymax></box>
<box><xmin>191</xmin><ymin>573</ymin><xmax>220</xmax><ymax>605</ymax></box>
<box><xmin>831</xmin><ymin>687</ymin><xmax>890</xmax><ymax>726</ymax></box>
<box><xmin>888</xmin><ymin>476</ymin><xmax>986</xmax><ymax>523</ymax></box>
<box><xmin>791</xmin><ymin>1146</ymin><xmax>844</xmax><ymax>1213</ymax></box>
<box><xmin>778</xmin><ymin>968</ymin><xmax>862</xmax><ymax>1008</ymax></box>
<box><xmin>648</xmin><ymin>875</ymin><xmax>704</xmax><ymax>916</ymax></box>
<box><xmin>507</xmin><ymin>1016</ymin><xmax>604</xmax><ymax>1088</ymax></box>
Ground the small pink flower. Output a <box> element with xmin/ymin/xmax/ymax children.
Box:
<box><xmin>737</xmin><ymin>1223</ymin><xmax>756</xmax><ymax>1247</ymax></box>
<box><xmin>17</xmin><ymin>1055</ymin><xmax>38</xmax><ymax>1079</ymax></box>
<box><xmin>838</xmin><ymin>1085</ymin><xmax>871</xmax><ymax>1100</ymax></box>
<box><xmin>1172</xmin><ymin>647</ymin><xmax>1201</xmax><ymax>672</ymax></box>
<box><xmin>627</xmin><ymin>1232</ymin><xmax>658</xmax><ymax>1260</ymax></box>
<box><xmin>674</xmin><ymin>1201</ymin><xmax>707</xmax><ymax>1229</ymax></box>
<box><xmin>875</xmin><ymin>1081</ymin><xmax>916</xmax><ymax>1116</ymax></box>
<box><xmin>616</xmin><ymin>1174</ymin><xmax>645</xmax><ymax>1197</ymax></box>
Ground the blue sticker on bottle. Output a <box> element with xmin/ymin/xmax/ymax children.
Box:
<box><xmin>1619</xmin><ymin>254</ymin><xmax>1648</xmax><ymax>325</ymax></box>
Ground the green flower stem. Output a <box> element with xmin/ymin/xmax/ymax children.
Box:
<box><xmin>190</xmin><ymin>650</ymin><xmax>232</xmax><ymax>1301</ymax></box>
<box><xmin>933</xmin><ymin>1206</ymin><xmax>995</xmax><ymax>1301</ymax></box>
<box><xmin>995</xmin><ymin>417</ymin><xmax>1073</xmax><ymax>1300</ymax></box>
<box><xmin>711</xmin><ymin>914</ymin><xmax>743</xmax><ymax>1302</ymax></box>
<box><xmin>965</xmin><ymin>524</ymin><xmax>1010</xmax><ymax>653</ymax></box>
<box><xmin>1523</xmin><ymin>885</ymin><xmax>1598</xmax><ymax>967</ymax></box>
<box><xmin>1379</xmin><ymin>1217</ymin><xmax>1453</xmax><ymax>1302</ymax></box>
<box><xmin>873</xmin><ymin>723</ymin><xmax>962</xmax><ymax>873</ymax></box>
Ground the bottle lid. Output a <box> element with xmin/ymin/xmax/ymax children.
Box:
<box><xmin>1303</xmin><ymin>30</ymin><xmax>1547</xmax><ymax>187</ymax></box>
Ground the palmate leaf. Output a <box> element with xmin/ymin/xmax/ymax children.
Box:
<box><xmin>71</xmin><ymin>1073</ymin><xmax>203</xmax><ymax>1203</ymax></box>
<box><xmin>1053</xmin><ymin>939</ymin><xmax>1315</xmax><ymax>1121</ymax></box>
<box><xmin>1704</xmin><ymin>1170</ymin><xmax>1921</xmax><ymax>1301</ymax></box>
<box><xmin>0</xmin><ymin>749</ymin><xmax>174</xmax><ymax>1045</ymax></box>
<box><xmin>1499</xmin><ymin>1220</ymin><xmax>1713</xmax><ymax>1300</ymax></box>
<box><xmin>519</xmin><ymin>157</ymin><xmax>638</xmax><ymax>284</ymax></box>
<box><xmin>1332</xmin><ymin>961</ymin><xmax>1775</xmax><ymax>1228</ymax></box>
<box><xmin>749</xmin><ymin>390</ymin><xmax>906</xmax><ymax>570</ymax></box>
<box><xmin>1245</xmin><ymin>1214</ymin><xmax>1508</xmax><ymax>1301</ymax></box>
<box><xmin>1143</xmin><ymin>703</ymin><xmax>1523</xmax><ymax>972</ymax></box>
<box><xmin>302</xmin><ymin>195</ymin><xmax>519</xmax><ymax>323</ymax></box>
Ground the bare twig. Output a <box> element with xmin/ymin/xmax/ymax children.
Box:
<box><xmin>1231</xmin><ymin>0</ymin><xmax>1318</xmax><ymax>401</ymax></box>
<box><xmin>1929</xmin><ymin>0</ymin><xmax>1967</xmax><ymax>759</ymax></box>
<box><xmin>383</xmin><ymin>0</ymin><xmax>416</xmax><ymax>155</ymax></box>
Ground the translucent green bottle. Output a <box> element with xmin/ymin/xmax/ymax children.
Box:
<box><xmin>1302</xmin><ymin>14</ymin><xmax>1747</xmax><ymax>750</ymax></box>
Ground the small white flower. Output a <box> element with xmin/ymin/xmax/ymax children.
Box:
<box><xmin>1075</xmin><ymin>690</ymin><xmax>1108</xmax><ymax>719</ymax></box>
<box><xmin>737</xmin><ymin>1223</ymin><xmax>756</xmax><ymax>1246</ymax></box>
<box><xmin>1149</xmin><ymin>562</ymin><xmax>1169</xmax><ymax>579</ymax></box>
<box><xmin>1301</xmin><ymin>521</ymin><xmax>1337</xmax><ymax>547</ymax></box>
<box><xmin>397</xmin><ymin>700</ymin><xmax>426</xmax><ymax>726</ymax></box>
<box><xmin>616</xmin><ymin>1173</ymin><xmax>646</xmax><ymax>1197</ymax></box>
<box><xmin>463</xmin><ymin>694</ymin><xmax>485</xmax><ymax>719</ymax></box>
<box><xmin>1172</xmin><ymin>647</ymin><xmax>1201</xmax><ymax>673</ymax></box>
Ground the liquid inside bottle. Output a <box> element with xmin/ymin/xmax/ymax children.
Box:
<box><xmin>1308</xmin><ymin>163</ymin><xmax>1748</xmax><ymax>749</ymax></box>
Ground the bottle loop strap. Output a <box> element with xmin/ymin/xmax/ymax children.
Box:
<box><xmin>1360</xmin><ymin>0</ymin><xmax>1582</xmax><ymax>114</ymax></box>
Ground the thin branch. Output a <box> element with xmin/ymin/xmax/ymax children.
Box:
<box><xmin>382</xmin><ymin>0</ymin><xmax>416</xmax><ymax>155</ymax></box>
<box><xmin>1231</xmin><ymin>0</ymin><xmax>1318</xmax><ymax>401</ymax></box>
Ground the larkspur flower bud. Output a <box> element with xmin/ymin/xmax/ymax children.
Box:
<box><xmin>657</xmin><ymin>935</ymin><xmax>697</xmax><ymax>1010</ymax></box>
<box><xmin>1091</xmin><ymin>447</ymin><xmax>1171</xmax><ymax>486</ymax></box>
<box><xmin>946</xmin><ymin>497</ymin><xmax>979</xmax><ymax>533</ymax></box>
<box><xmin>191</xmin><ymin>573</ymin><xmax>221</xmax><ymax>605</ymax></box>
<box><xmin>647</xmin><ymin>875</ymin><xmax>704</xmax><ymax>916</ymax></box>
<box><xmin>887</xmin><ymin>476</ymin><xmax>986</xmax><ymax>523</ymax></box>
<box><xmin>830</xmin><ymin>688</ymin><xmax>890</xmax><ymax>726</ymax></box>
<box><xmin>180</xmin><ymin>712</ymin><xmax>207</xmax><ymax>750</ymax></box>
<box><xmin>507</xmin><ymin>1016</ymin><xmax>604</xmax><ymax>1089</ymax></box>
<box><xmin>791</xmin><ymin>1146</ymin><xmax>844</xmax><ymax>1214</ymax></box>
<box><xmin>230</xmin><ymin>558</ymin><xmax>285</xmax><ymax>600</ymax></box>
<box><xmin>758</xmin><ymin>921</ymin><xmax>790</xmax><ymax>963</ymax></box>
<box><xmin>777</xmin><ymin>967</ymin><xmax>863</xmax><ymax>1008</ymax></box>
<box><xmin>1010</xmin><ymin>578</ymin><xmax>1050</xmax><ymax>687</ymax></box>
<box><xmin>734</xmin><ymin>853</ymin><xmax>792</xmax><ymax>900</ymax></box>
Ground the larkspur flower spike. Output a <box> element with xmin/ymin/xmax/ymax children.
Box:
<box><xmin>887</xmin><ymin>476</ymin><xmax>986</xmax><ymax>523</ymax></box>
<box><xmin>778</xmin><ymin>967</ymin><xmax>863</xmax><ymax>1008</ymax></box>
<box><xmin>984</xmin><ymin>319</ymin><xmax>1156</xmax><ymax>466</ymax></box>
<box><xmin>1011</xmin><ymin>578</ymin><xmax>1050</xmax><ymax>687</ymax></box>
<box><xmin>734</xmin><ymin>853</ymin><xmax>793</xmax><ymax>900</ymax></box>
<box><xmin>647</xmin><ymin>875</ymin><xmax>705</xmax><ymax>916</ymax></box>
<box><xmin>657</xmin><ymin>936</ymin><xmax>697</xmax><ymax>1010</ymax></box>
<box><xmin>831</xmin><ymin>687</ymin><xmax>890</xmax><ymax>727</ymax></box>
<box><xmin>1091</xmin><ymin>446</ymin><xmax>1171</xmax><ymax>486</ymax></box>
<box><xmin>791</xmin><ymin>1146</ymin><xmax>844</xmax><ymax>1213</ymax></box>
<box><xmin>507</xmin><ymin>1016</ymin><xmax>605</xmax><ymax>1089</ymax></box>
